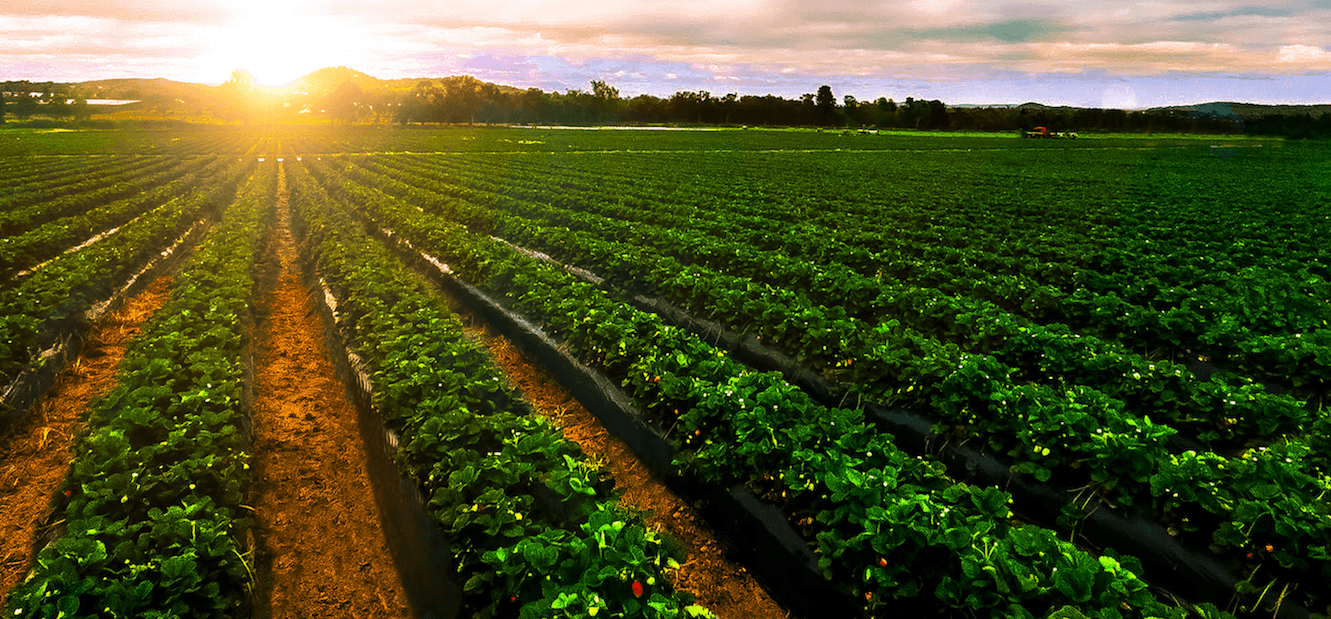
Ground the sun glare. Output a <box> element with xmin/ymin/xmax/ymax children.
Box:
<box><xmin>202</xmin><ymin>1</ymin><xmax>365</xmax><ymax>85</ymax></box>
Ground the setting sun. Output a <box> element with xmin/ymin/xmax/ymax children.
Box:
<box><xmin>201</xmin><ymin>2</ymin><xmax>367</xmax><ymax>85</ymax></box>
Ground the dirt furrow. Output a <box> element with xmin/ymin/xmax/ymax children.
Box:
<box><xmin>469</xmin><ymin>324</ymin><xmax>789</xmax><ymax>619</ymax></box>
<box><xmin>0</xmin><ymin>275</ymin><xmax>174</xmax><ymax>605</ymax></box>
<box><xmin>247</xmin><ymin>166</ymin><xmax>411</xmax><ymax>619</ymax></box>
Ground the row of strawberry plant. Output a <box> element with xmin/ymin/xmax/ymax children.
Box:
<box><xmin>0</xmin><ymin>157</ymin><xmax>128</xmax><ymax>212</ymax></box>
<box><xmin>0</xmin><ymin>131</ymin><xmax>275</xmax><ymax>159</ymax></box>
<box><xmin>353</xmin><ymin>153</ymin><xmax>1059</xmax><ymax>326</ymax></box>
<box><xmin>0</xmin><ymin>154</ymin><xmax>129</xmax><ymax>195</ymax></box>
<box><xmin>483</xmin><ymin>211</ymin><xmax>1330</xmax><ymax>615</ymax></box>
<box><xmin>388</xmin><ymin>151</ymin><xmax>1327</xmax><ymax>451</ymax></box>
<box><xmin>443</xmin><ymin>149</ymin><xmax>1330</xmax><ymax>452</ymax></box>
<box><xmin>0</xmin><ymin>155</ymin><xmax>77</xmax><ymax>178</ymax></box>
<box><xmin>1058</xmin><ymin>146</ymin><xmax>1331</xmax><ymax>398</ymax></box>
<box><xmin>302</xmin><ymin>160</ymin><xmax>1235</xmax><ymax>619</ymax></box>
<box><xmin>318</xmin><ymin>156</ymin><xmax>1319</xmax><ymax>455</ymax></box>
<box><xmin>491</xmin><ymin>196</ymin><xmax>1318</xmax><ymax>448</ymax></box>
<box><xmin>390</xmin><ymin>146</ymin><xmax>1122</xmax><ymax>294</ymax></box>
<box><xmin>372</xmin><ymin>146</ymin><xmax>1328</xmax><ymax>401</ymax></box>
<box><xmin>345</xmin><ymin>155</ymin><xmax>1281</xmax><ymax>438</ymax></box>
<box><xmin>306</xmin><ymin>155</ymin><xmax>1331</xmax><ymax>615</ymax></box>
<box><xmin>394</xmin><ymin>155</ymin><xmax>1293</xmax><ymax>409</ymax></box>
<box><xmin>0</xmin><ymin>156</ymin><xmax>234</xmax><ymax>281</ymax></box>
<box><xmin>0</xmin><ymin>156</ymin><xmax>185</xmax><ymax>236</ymax></box>
<box><xmin>284</xmin><ymin>160</ymin><xmax>712</xmax><ymax>619</ymax></box>
<box><xmin>0</xmin><ymin>158</ymin><xmax>255</xmax><ymax>397</ymax></box>
<box><xmin>3</xmin><ymin>162</ymin><xmax>276</xmax><ymax>619</ymax></box>
<box><xmin>359</xmin><ymin>152</ymin><xmax>1278</xmax><ymax>383</ymax></box>
<box><xmin>474</xmin><ymin>148</ymin><xmax>1331</xmax><ymax>615</ymax></box>
<box><xmin>367</xmin><ymin>152</ymin><xmax>1099</xmax><ymax>309</ymax></box>
<box><xmin>470</xmin><ymin>201</ymin><xmax>1331</xmax><ymax>614</ymax></box>
<box><xmin>1063</xmin><ymin>262</ymin><xmax>1331</xmax><ymax>408</ymax></box>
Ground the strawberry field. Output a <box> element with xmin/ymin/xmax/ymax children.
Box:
<box><xmin>1</xmin><ymin>127</ymin><xmax>1327</xmax><ymax>619</ymax></box>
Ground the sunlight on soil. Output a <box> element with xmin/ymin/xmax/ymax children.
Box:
<box><xmin>247</xmin><ymin>167</ymin><xmax>411</xmax><ymax>619</ymax></box>
<box><xmin>470</xmin><ymin>324</ymin><xmax>790</xmax><ymax>619</ymax></box>
<box><xmin>0</xmin><ymin>276</ymin><xmax>174</xmax><ymax>605</ymax></box>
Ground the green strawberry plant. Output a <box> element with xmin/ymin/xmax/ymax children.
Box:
<box><xmin>6</xmin><ymin>162</ymin><xmax>272</xmax><ymax>618</ymax></box>
<box><xmin>287</xmin><ymin>159</ymin><xmax>712</xmax><ymax>619</ymax></box>
<box><xmin>312</xmin><ymin>168</ymin><xmax>1236</xmax><ymax>619</ymax></box>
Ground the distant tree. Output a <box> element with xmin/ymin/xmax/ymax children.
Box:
<box><xmin>477</xmin><ymin>88</ymin><xmax>514</xmax><ymax>123</ymax></box>
<box><xmin>896</xmin><ymin>97</ymin><xmax>917</xmax><ymax>128</ymax></box>
<box><xmin>843</xmin><ymin>94</ymin><xmax>860</xmax><ymax>125</ymax></box>
<box><xmin>323</xmin><ymin>81</ymin><xmax>363</xmax><ymax>124</ymax></box>
<box><xmin>1246</xmin><ymin>111</ymin><xmax>1331</xmax><ymax>139</ymax></box>
<box><xmin>892</xmin><ymin>97</ymin><xmax>937</xmax><ymax>129</ymax></box>
<box><xmin>70</xmin><ymin>96</ymin><xmax>90</xmax><ymax>122</ymax></box>
<box><xmin>874</xmin><ymin>97</ymin><xmax>897</xmax><ymax>127</ymax></box>
<box><xmin>363</xmin><ymin>91</ymin><xmax>398</xmax><ymax>125</ymax></box>
<box><xmin>438</xmin><ymin>75</ymin><xmax>495</xmax><ymax>124</ymax></box>
<box><xmin>555</xmin><ymin>88</ymin><xmax>596</xmax><ymax>124</ymax></box>
<box><xmin>816</xmin><ymin>85</ymin><xmax>836</xmax><ymax>110</ymax></box>
<box><xmin>928</xmin><ymin>99</ymin><xmax>950</xmax><ymax>130</ymax></box>
<box><xmin>12</xmin><ymin>91</ymin><xmax>37</xmax><ymax>120</ymax></box>
<box><xmin>623</xmin><ymin>94</ymin><xmax>667</xmax><ymax>123</ymax></box>
<box><xmin>217</xmin><ymin>69</ymin><xmax>259</xmax><ymax>124</ymax></box>
<box><xmin>719</xmin><ymin>93</ymin><xmax>738</xmax><ymax>124</ymax></box>
<box><xmin>816</xmin><ymin>85</ymin><xmax>836</xmax><ymax>124</ymax></box>
<box><xmin>668</xmin><ymin>91</ymin><xmax>712</xmax><ymax>124</ymax></box>
<box><xmin>590</xmin><ymin>80</ymin><xmax>619</xmax><ymax>101</ymax></box>
<box><xmin>42</xmin><ymin>91</ymin><xmax>70</xmax><ymax>120</ymax></box>
<box><xmin>519</xmin><ymin>88</ymin><xmax>548</xmax><ymax>123</ymax></box>
<box><xmin>731</xmin><ymin>94</ymin><xmax>798</xmax><ymax>126</ymax></box>
<box><xmin>590</xmin><ymin>80</ymin><xmax>620</xmax><ymax>120</ymax></box>
<box><xmin>396</xmin><ymin>80</ymin><xmax>436</xmax><ymax>124</ymax></box>
<box><xmin>796</xmin><ymin>93</ymin><xmax>813</xmax><ymax>125</ymax></box>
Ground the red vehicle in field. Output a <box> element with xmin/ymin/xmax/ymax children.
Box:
<box><xmin>1023</xmin><ymin>125</ymin><xmax>1078</xmax><ymax>138</ymax></box>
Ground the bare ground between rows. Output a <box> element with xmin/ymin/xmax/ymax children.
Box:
<box><xmin>461</xmin><ymin>317</ymin><xmax>789</xmax><ymax>619</ymax></box>
<box><xmin>0</xmin><ymin>275</ymin><xmax>174</xmax><ymax>606</ymax></box>
<box><xmin>246</xmin><ymin>168</ymin><xmax>411</xmax><ymax>619</ymax></box>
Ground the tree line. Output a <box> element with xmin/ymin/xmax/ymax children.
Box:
<box><xmin>382</xmin><ymin>78</ymin><xmax>1301</xmax><ymax>136</ymax></box>
<box><xmin>0</xmin><ymin>81</ymin><xmax>93</xmax><ymax>123</ymax></box>
<box><xmin>5</xmin><ymin>74</ymin><xmax>1330</xmax><ymax>138</ymax></box>
<box><xmin>386</xmin><ymin>79</ymin><xmax>960</xmax><ymax>129</ymax></box>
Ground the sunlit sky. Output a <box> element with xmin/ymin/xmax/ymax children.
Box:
<box><xmin>2</xmin><ymin>0</ymin><xmax>1329</xmax><ymax>107</ymax></box>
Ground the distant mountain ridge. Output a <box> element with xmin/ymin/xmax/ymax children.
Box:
<box><xmin>52</xmin><ymin>67</ymin><xmax>526</xmax><ymax>104</ymax></box>
<box><xmin>947</xmin><ymin>101</ymin><xmax>1331</xmax><ymax>118</ymax></box>
<box><xmin>1148</xmin><ymin>101</ymin><xmax>1331</xmax><ymax>119</ymax></box>
<box><xmin>286</xmin><ymin>66</ymin><xmax>383</xmax><ymax>94</ymax></box>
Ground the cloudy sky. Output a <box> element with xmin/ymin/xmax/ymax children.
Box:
<box><xmin>2</xmin><ymin>0</ymin><xmax>1329</xmax><ymax>107</ymax></box>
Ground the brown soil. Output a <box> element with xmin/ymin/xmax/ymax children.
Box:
<box><xmin>0</xmin><ymin>275</ymin><xmax>174</xmax><ymax>606</ymax></box>
<box><xmin>469</xmin><ymin>325</ymin><xmax>790</xmax><ymax>619</ymax></box>
<box><xmin>247</xmin><ymin>166</ymin><xmax>411</xmax><ymax>619</ymax></box>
